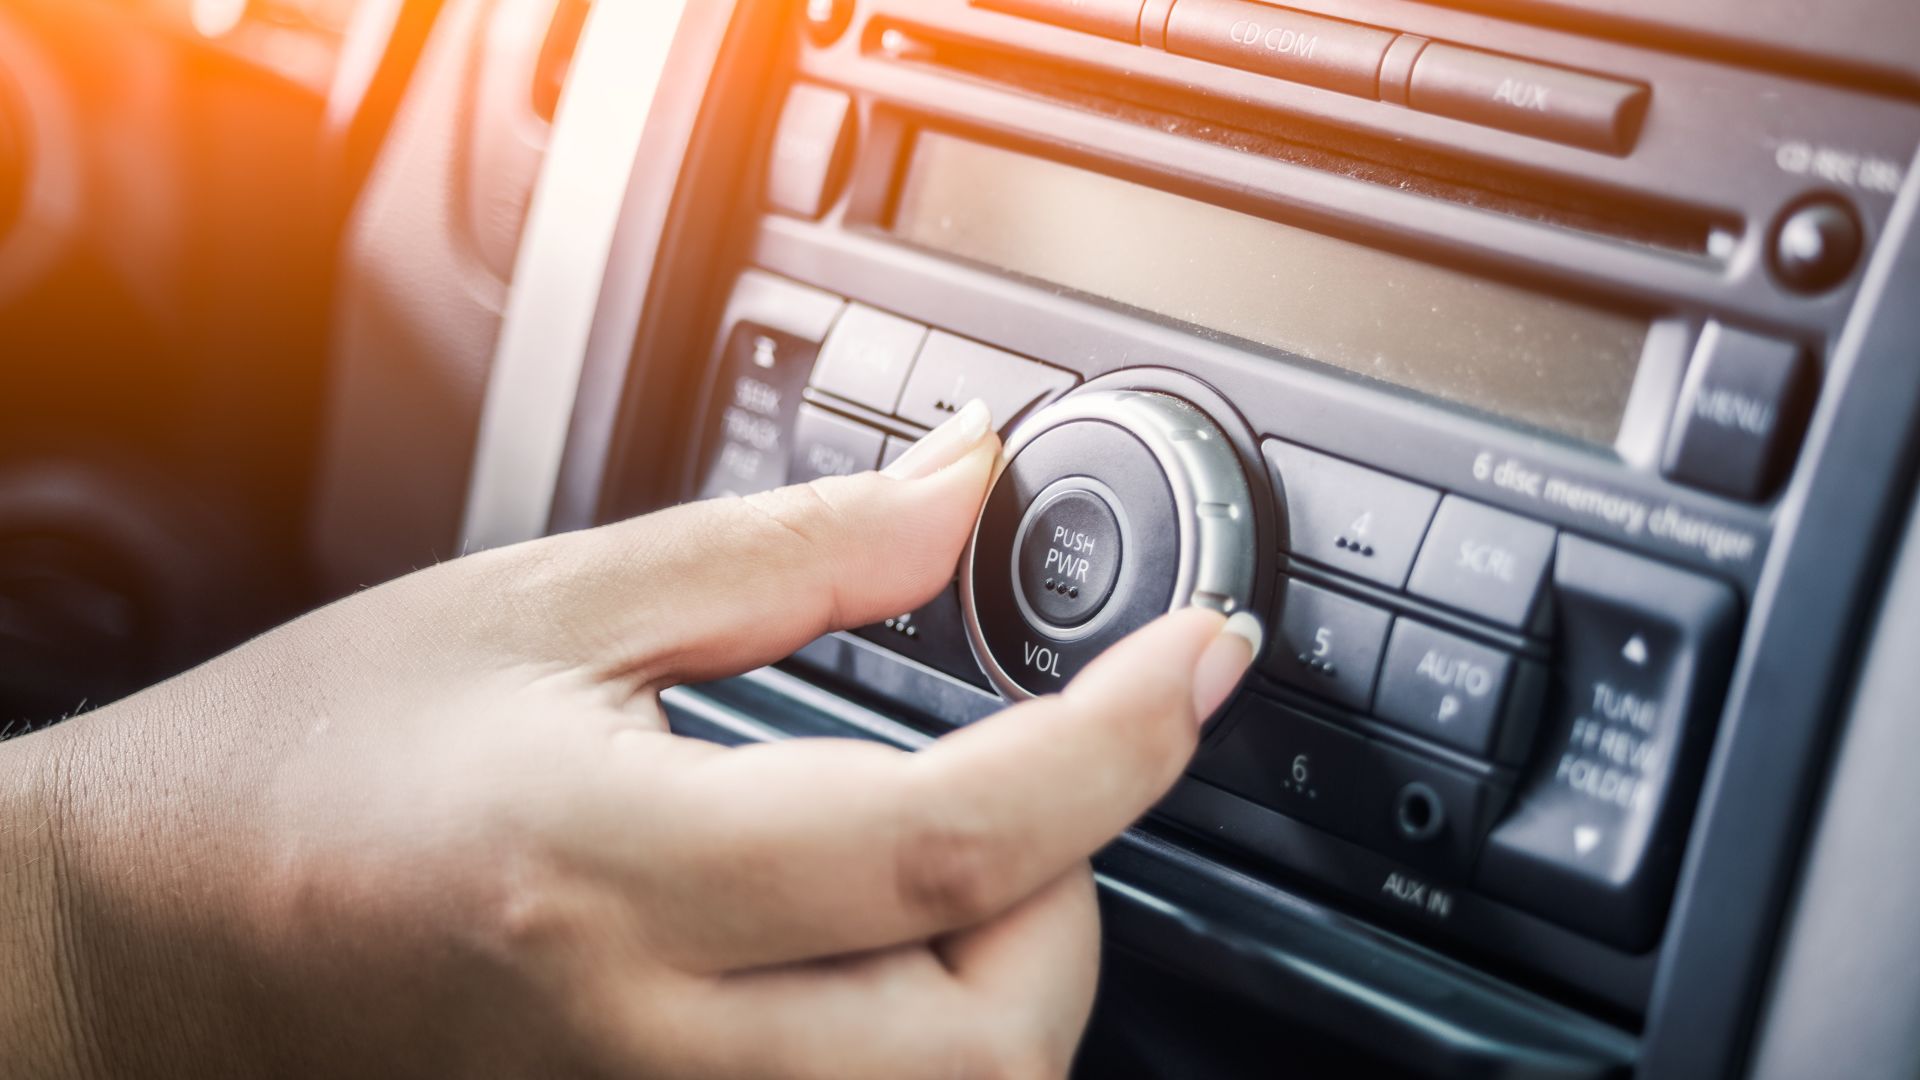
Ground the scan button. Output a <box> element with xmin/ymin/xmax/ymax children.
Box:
<box><xmin>787</xmin><ymin>405</ymin><xmax>885</xmax><ymax>484</ymax></box>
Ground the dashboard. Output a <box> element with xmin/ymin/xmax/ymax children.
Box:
<box><xmin>6</xmin><ymin>0</ymin><xmax>1915</xmax><ymax>1074</ymax></box>
<box><xmin>419</xmin><ymin>0</ymin><xmax>1920</xmax><ymax>1074</ymax></box>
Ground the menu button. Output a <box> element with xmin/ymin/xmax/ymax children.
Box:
<box><xmin>1664</xmin><ymin>322</ymin><xmax>1815</xmax><ymax>502</ymax></box>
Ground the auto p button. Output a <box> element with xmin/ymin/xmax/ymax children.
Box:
<box><xmin>1017</xmin><ymin>484</ymin><xmax>1124</xmax><ymax>629</ymax></box>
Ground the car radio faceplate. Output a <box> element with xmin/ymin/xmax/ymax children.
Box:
<box><xmin>507</xmin><ymin>0</ymin><xmax>1920</xmax><ymax>1069</ymax></box>
<box><xmin>639</xmin><ymin>0</ymin><xmax>1920</xmax><ymax>1012</ymax></box>
<box><xmin>689</xmin><ymin>247</ymin><xmax>1744</xmax><ymax>972</ymax></box>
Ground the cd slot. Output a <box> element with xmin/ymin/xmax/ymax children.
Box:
<box><xmin>865</xmin><ymin>17</ymin><xmax>1726</xmax><ymax>258</ymax></box>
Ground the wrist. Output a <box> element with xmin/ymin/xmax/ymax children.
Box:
<box><xmin>19</xmin><ymin>688</ymin><xmax>300</xmax><ymax>1080</ymax></box>
<box><xmin>0</xmin><ymin>726</ymin><xmax>91</xmax><ymax>1078</ymax></box>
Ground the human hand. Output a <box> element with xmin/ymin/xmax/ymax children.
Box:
<box><xmin>0</xmin><ymin>401</ymin><xmax>1260</xmax><ymax>1079</ymax></box>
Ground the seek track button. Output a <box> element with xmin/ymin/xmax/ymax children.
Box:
<box><xmin>1476</xmin><ymin>535</ymin><xmax>1737</xmax><ymax>950</ymax></box>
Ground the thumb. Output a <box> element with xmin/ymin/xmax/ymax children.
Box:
<box><xmin>539</xmin><ymin>400</ymin><xmax>1000</xmax><ymax>686</ymax></box>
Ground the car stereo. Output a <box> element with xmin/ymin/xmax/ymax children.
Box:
<box><xmin>566</xmin><ymin>0</ymin><xmax>1920</xmax><ymax>1038</ymax></box>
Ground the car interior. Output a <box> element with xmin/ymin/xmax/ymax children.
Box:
<box><xmin>4</xmin><ymin>0</ymin><xmax>1919</xmax><ymax>1074</ymax></box>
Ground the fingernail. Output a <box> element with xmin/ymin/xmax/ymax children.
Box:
<box><xmin>883</xmin><ymin>399</ymin><xmax>993</xmax><ymax>481</ymax></box>
<box><xmin>1191</xmin><ymin>611</ymin><xmax>1262</xmax><ymax>723</ymax></box>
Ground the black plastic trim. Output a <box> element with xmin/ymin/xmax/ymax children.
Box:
<box><xmin>544</xmin><ymin>4</ymin><xmax>1920</xmax><ymax>1073</ymax></box>
<box><xmin>549</xmin><ymin>0</ymin><xmax>771</xmax><ymax>533</ymax></box>
<box><xmin>1638</xmin><ymin>145</ymin><xmax>1920</xmax><ymax>1077</ymax></box>
<box><xmin>661</xmin><ymin>668</ymin><xmax>1639</xmax><ymax>1079</ymax></box>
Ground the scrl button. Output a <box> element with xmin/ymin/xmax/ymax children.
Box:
<box><xmin>1408</xmin><ymin>497</ymin><xmax>1557</xmax><ymax>630</ymax></box>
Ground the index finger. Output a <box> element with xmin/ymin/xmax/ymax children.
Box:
<box><xmin>613</xmin><ymin>606</ymin><xmax>1260</xmax><ymax>974</ymax></box>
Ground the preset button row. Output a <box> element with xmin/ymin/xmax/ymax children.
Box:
<box><xmin>1265</xmin><ymin>439</ymin><xmax>1557</xmax><ymax>634</ymax></box>
<box><xmin>810</xmin><ymin>303</ymin><xmax>1077</xmax><ymax>434</ymax></box>
<box><xmin>702</xmin><ymin>287</ymin><xmax>1080</xmax><ymax>495</ymax></box>
<box><xmin>1264</xmin><ymin>576</ymin><xmax>1542</xmax><ymax>763</ymax></box>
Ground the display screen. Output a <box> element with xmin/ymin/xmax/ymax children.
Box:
<box><xmin>889</xmin><ymin>133</ymin><xmax>1650</xmax><ymax>445</ymax></box>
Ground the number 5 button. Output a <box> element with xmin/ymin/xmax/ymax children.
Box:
<box><xmin>1264</xmin><ymin>577</ymin><xmax>1394</xmax><ymax>711</ymax></box>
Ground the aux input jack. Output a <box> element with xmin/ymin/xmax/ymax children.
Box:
<box><xmin>1394</xmin><ymin>782</ymin><xmax>1447</xmax><ymax>843</ymax></box>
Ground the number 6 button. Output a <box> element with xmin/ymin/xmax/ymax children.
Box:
<box><xmin>1191</xmin><ymin>695</ymin><xmax>1369</xmax><ymax>836</ymax></box>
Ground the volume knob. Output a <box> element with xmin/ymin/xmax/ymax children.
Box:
<box><xmin>960</xmin><ymin>386</ymin><xmax>1258</xmax><ymax>701</ymax></box>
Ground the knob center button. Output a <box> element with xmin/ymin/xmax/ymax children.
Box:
<box><xmin>1016</xmin><ymin>486</ymin><xmax>1124</xmax><ymax>629</ymax></box>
